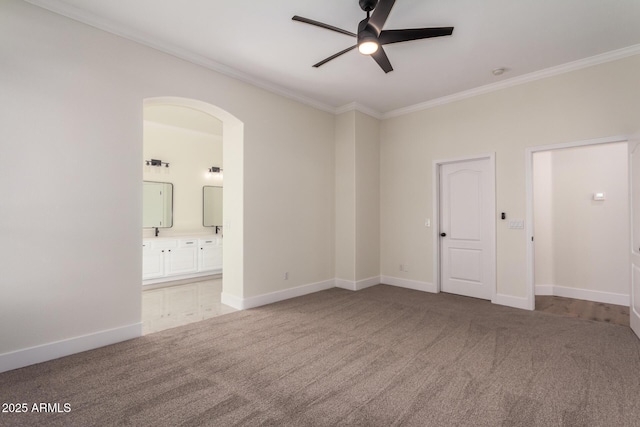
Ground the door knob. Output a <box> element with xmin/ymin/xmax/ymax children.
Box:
<box><xmin>440</xmin><ymin>232</ymin><xmax>447</xmax><ymax>237</ymax></box>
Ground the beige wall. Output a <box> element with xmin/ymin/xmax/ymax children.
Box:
<box><xmin>355</xmin><ymin>112</ymin><xmax>380</xmax><ymax>281</ymax></box>
<box><xmin>533</xmin><ymin>151</ymin><xmax>555</xmax><ymax>286</ymax></box>
<box><xmin>335</xmin><ymin>112</ymin><xmax>356</xmax><ymax>281</ymax></box>
<box><xmin>334</xmin><ymin>111</ymin><xmax>381</xmax><ymax>285</ymax></box>
<box><xmin>0</xmin><ymin>0</ymin><xmax>335</xmax><ymax>361</ymax></box>
<box><xmin>381</xmin><ymin>54</ymin><xmax>640</xmax><ymax>299</ymax></box>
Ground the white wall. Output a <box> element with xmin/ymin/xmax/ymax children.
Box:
<box><xmin>143</xmin><ymin>106</ymin><xmax>223</xmax><ymax>236</ymax></box>
<box><xmin>534</xmin><ymin>143</ymin><xmax>629</xmax><ymax>299</ymax></box>
<box><xmin>381</xmin><ymin>54</ymin><xmax>640</xmax><ymax>301</ymax></box>
<box><xmin>0</xmin><ymin>0</ymin><xmax>335</xmax><ymax>369</ymax></box>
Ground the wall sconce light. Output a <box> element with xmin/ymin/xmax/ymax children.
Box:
<box><xmin>207</xmin><ymin>166</ymin><xmax>223</xmax><ymax>179</ymax></box>
<box><xmin>145</xmin><ymin>159</ymin><xmax>170</xmax><ymax>168</ymax></box>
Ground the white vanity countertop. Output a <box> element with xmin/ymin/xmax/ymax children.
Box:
<box><xmin>143</xmin><ymin>233</ymin><xmax>222</xmax><ymax>241</ymax></box>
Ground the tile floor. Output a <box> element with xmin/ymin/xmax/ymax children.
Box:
<box><xmin>142</xmin><ymin>278</ymin><xmax>237</xmax><ymax>335</ymax></box>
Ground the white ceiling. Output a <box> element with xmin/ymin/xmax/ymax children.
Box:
<box><xmin>27</xmin><ymin>0</ymin><xmax>640</xmax><ymax>116</ymax></box>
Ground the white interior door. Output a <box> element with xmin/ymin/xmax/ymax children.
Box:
<box><xmin>629</xmin><ymin>140</ymin><xmax>640</xmax><ymax>338</ymax></box>
<box><xmin>439</xmin><ymin>157</ymin><xmax>495</xmax><ymax>300</ymax></box>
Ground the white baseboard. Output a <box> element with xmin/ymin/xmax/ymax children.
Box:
<box><xmin>534</xmin><ymin>284</ymin><xmax>554</xmax><ymax>296</ymax></box>
<box><xmin>356</xmin><ymin>276</ymin><xmax>381</xmax><ymax>290</ymax></box>
<box><xmin>335</xmin><ymin>278</ymin><xmax>356</xmax><ymax>291</ymax></box>
<box><xmin>222</xmin><ymin>279</ymin><xmax>336</xmax><ymax>310</ymax></box>
<box><xmin>0</xmin><ymin>323</ymin><xmax>142</xmax><ymax>374</ymax></box>
<box><xmin>380</xmin><ymin>276</ymin><xmax>438</xmax><ymax>293</ymax></box>
<box><xmin>335</xmin><ymin>276</ymin><xmax>381</xmax><ymax>291</ymax></box>
<box><xmin>220</xmin><ymin>292</ymin><xmax>244</xmax><ymax>310</ymax></box>
<box><xmin>493</xmin><ymin>293</ymin><xmax>533</xmax><ymax>311</ymax></box>
<box><xmin>143</xmin><ymin>270</ymin><xmax>221</xmax><ymax>286</ymax></box>
<box><xmin>631</xmin><ymin>308</ymin><xmax>640</xmax><ymax>335</ymax></box>
<box><xmin>535</xmin><ymin>284</ymin><xmax>629</xmax><ymax>306</ymax></box>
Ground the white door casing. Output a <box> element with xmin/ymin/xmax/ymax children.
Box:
<box><xmin>436</xmin><ymin>155</ymin><xmax>496</xmax><ymax>301</ymax></box>
<box><xmin>629</xmin><ymin>138</ymin><xmax>640</xmax><ymax>339</ymax></box>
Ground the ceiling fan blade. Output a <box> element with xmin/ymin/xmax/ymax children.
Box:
<box><xmin>368</xmin><ymin>0</ymin><xmax>396</xmax><ymax>34</ymax></box>
<box><xmin>292</xmin><ymin>16</ymin><xmax>356</xmax><ymax>37</ymax></box>
<box><xmin>371</xmin><ymin>46</ymin><xmax>393</xmax><ymax>73</ymax></box>
<box><xmin>313</xmin><ymin>45</ymin><xmax>357</xmax><ymax>68</ymax></box>
<box><xmin>378</xmin><ymin>27</ymin><xmax>454</xmax><ymax>45</ymax></box>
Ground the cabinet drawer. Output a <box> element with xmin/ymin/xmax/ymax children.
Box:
<box><xmin>147</xmin><ymin>239</ymin><xmax>178</xmax><ymax>250</ymax></box>
<box><xmin>198</xmin><ymin>238</ymin><xmax>220</xmax><ymax>246</ymax></box>
<box><xmin>178</xmin><ymin>239</ymin><xmax>198</xmax><ymax>248</ymax></box>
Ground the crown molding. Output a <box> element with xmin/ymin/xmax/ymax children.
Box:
<box><xmin>335</xmin><ymin>102</ymin><xmax>384</xmax><ymax>120</ymax></box>
<box><xmin>382</xmin><ymin>44</ymin><xmax>640</xmax><ymax>119</ymax></box>
<box><xmin>23</xmin><ymin>0</ymin><xmax>640</xmax><ymax>121</ymax></box>
<box><xmin>24</xmin><ymin>0</ymin><xmax>337</xmax><ymax>115</ymax></box>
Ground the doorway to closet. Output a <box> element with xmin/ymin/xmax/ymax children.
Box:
<box><xmin>529</xmin><ymin>138</ymin><xmax>630</xmax><ymax>325</ymax></box>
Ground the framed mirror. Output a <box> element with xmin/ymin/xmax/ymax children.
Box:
<box><xmin>143</xmin><ymin>181</ymin><xmax>173</xmax><ymax>228</ymax></box>
<box><xmin>203</xmin><ymin>186</ymin><xmax>223</xmax><ymax>227</ymax></box>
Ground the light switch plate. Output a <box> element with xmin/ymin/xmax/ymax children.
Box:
<box><xmin>508</xmin><ymin>220</ymin><xmax>524</xmax><ymax>229</ymax></box>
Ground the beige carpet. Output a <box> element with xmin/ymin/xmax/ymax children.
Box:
<box><xmin>2</xmin><ymin>285</ymin><xmax>640</xmax><ymax>426</ymax></box>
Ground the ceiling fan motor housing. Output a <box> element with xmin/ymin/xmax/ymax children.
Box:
<box><xmin>358</xmin><ymin>19</ymin><xmax>378</xmax><ymax>43</ymax></box>
<box><xmin>359</xmin><ymin>0</ymin><xmax>378</xmax><ymax>12</ymax></box>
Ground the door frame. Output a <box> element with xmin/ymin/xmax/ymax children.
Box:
<box><xmin>524</xmin><ymin>135</ymin><xmax>629</xmax><ymax>311</ymax></box>
<box><xmin>630</xmin><ymin>137</ymin><xmax>640</xmax><ymax>338</ymax></box>
<box><xmin>433</xmin><ymin>153</ymin><xmax>497</xmax><ymax>301</ymax></box>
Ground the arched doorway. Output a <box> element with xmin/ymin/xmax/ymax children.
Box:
<box><xmin>142</xmin><ymin>97</ymin><xmax>244</xmax><ymax>332</ymax></box>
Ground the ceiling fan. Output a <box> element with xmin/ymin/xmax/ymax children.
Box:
<box><xmin>292</xmin><ymin>0</ymin><xmax>454</xmax><ymax>73</ymax></box>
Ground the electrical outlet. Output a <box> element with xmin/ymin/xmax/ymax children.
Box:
<box><xmin>399</xmin><ymin>264</ymin><xmax>404</xmax><ymax>272</ymax></box>
<box><xmin>283</xmin><ymin>271</ymin><xmax>289</xmax><ymax>280</ymax></box>
<box><xmin>403</xmin><ymin>264</ymin><xmax>409</xmax><ymax>272</ymax></box>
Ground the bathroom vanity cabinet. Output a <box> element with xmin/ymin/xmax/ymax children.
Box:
<box><xmin>143</xmin><ymin>236</ymin><xmax>222</xmax><ymax>285</ymax></box>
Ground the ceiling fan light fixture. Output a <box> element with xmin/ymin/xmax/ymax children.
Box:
<box><xmin>358</xmin><ymin>40</ymin><xmax>379</xmax><ymax>55</ymax></box>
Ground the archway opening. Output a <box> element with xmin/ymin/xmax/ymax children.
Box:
<box><xmin>141</xmin><ymin>97</ymin><xmax>244</xmax><ymax>332</ymax></box>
